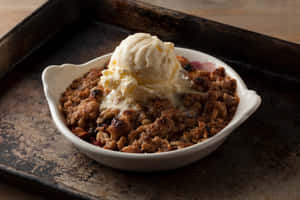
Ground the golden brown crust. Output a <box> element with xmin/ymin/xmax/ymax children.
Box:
<box><xmin>60</xmin><ymin>56</ymin><xmax>239</xmax><ymax>153</ymax></box>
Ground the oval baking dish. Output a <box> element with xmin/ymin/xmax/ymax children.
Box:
<box><xmin>42</xmin><ymin>47</ymin><xmax>261</xmax><ymax>171</ymax></box>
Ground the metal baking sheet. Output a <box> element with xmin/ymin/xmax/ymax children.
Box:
<box><xmin>0</xmin><ymin>0</ymin><xmax>300</xmax><ymax>199</ymax></box>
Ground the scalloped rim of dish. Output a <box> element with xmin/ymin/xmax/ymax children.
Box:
<box><xmin>42</xmin><ymin>47</ymin><xmax>261</xmax><ymax>159</ymax></box>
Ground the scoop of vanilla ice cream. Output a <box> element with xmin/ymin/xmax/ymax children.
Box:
<box><xmin>100</xmin><ymin>33</ymin><xmax>190</xmax><ymax>110</ymax></box>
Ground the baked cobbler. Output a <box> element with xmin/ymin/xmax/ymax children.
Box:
<box><xmin>59</xmin><ymin>33</ymin><xmax>239</xmax><ymax>153</ymax></box>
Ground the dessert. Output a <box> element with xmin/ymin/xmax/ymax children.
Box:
<box><xmin>100</xmin><ymin>33</ymin><xmax>193</xmax><ymax>111</ymax></box>
<box><xmin>59</xmin><ymin>33</ymin><xmax>239</xmax><ymax>153</ymax></box>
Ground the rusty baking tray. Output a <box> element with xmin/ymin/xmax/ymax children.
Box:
<box><xmin>1</xmin><ymin>0</ymin><xmax>300</xmax><ymax>199</ymax></box>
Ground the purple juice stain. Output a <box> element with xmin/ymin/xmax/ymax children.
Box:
<box><xmin>190</xmin><ymin>61</ymin><xmax>216</xmax><ymax>72</ymax></box>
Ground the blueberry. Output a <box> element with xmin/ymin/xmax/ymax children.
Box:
<box><xmin>91</xmin><ymin>89</ymin><xmax>101</xmax><ymax>97</ymax></box>
<box><xmin>195</xmin><ymin>77</ymin><xmax>204</xmax><ymax>85</ymax></box>
<box><xmin>183</xmin><ymin>64</ymin><xmax>193</xmax><ymax>72</ymax></box>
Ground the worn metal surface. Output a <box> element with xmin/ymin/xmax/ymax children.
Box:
<box><xmin>0</xmin><ymin>0</ymin><xmax>79</xmax><ymax>79</ymax></box>
<box><xmin>85</xmin><ymin>0</ymin><xmax>300</xmax><ymax>82</ymax></box>
<box><xmin>1</xmin><ymin>0</ymin><xmax>300</xmax><ymax>199</ymax></box>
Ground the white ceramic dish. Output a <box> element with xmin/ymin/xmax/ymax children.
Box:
<box><xmin>42</xmin><ymin>47</ymin><xmax>261</xmax><ymax>171</ymax></box>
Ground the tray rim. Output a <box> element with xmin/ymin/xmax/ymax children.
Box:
<box><xmin>0</xmin><ymin>163</ymin><xmax>94</xmax><ymax>200</ymax></box>
<box><xmin>2</xmin><ymin>0</ymin><xmax>300</xmax><ymax>82</ymax></box>
<box><xmin>0</xmin><ymin>1</ymin><xmax>48</xmax><ymax>43</ymax></box>
<box><xmin>0</xmin><ymin>0</ymin><xmax>298</xmax><ymax>198</ymax></box>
